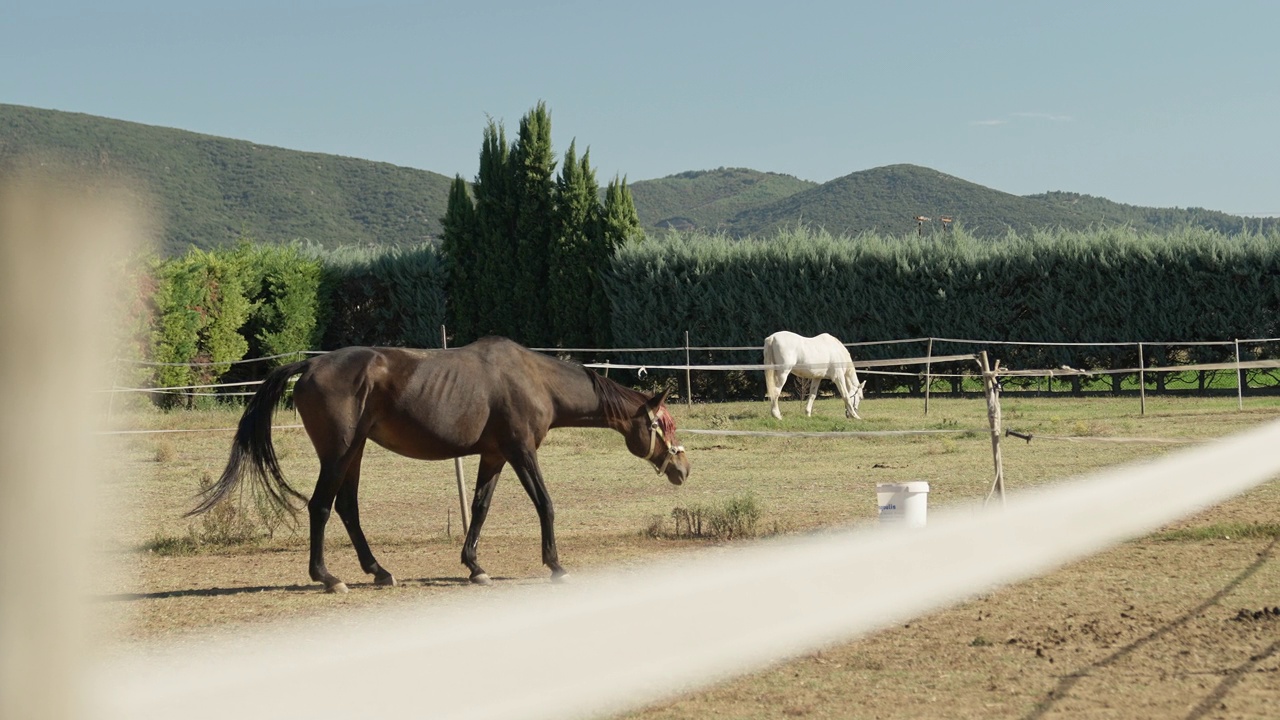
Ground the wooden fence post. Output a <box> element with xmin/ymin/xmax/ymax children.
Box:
<box><xmin>442</xmin><ymin>325</ymin><xmax>470</xmax><ymax>534</ymax></box>
<box><xmin>1138</xmin><ymin>342</ymin><xmax>1146</xmax><ymax>416</ymax></box>
<box><xmin>1235</xmin><ymin>339</ymin><xmax>1245</xmax><ymax>410</ymax></box>
<box><xmin>923</xmin><ymin>337</ymin><xmax>933</xmax><ymax>415</ymax></box>
<box><xmin>980</xmin><ymin>351</ymin><xmax>1006</xmax><ymax>509</ymax></box>
<box><xmin>684</xmin><ymin>330</ymin><xmax>693</xmax><ymax>408</ymax></box>
<box><xmin>106</xmin><ymin>358</ymin><xmax>121</xmax><ymax>423</ymax></box>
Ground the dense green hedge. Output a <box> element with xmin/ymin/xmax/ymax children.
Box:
<box><xmin>142</xmin><ymin>241</ymin><xmax>443</xmax><ymax>405</ymax></box>
<box><xmin>603</xmin><ymin>226</ymin><xmax>1280</xmax><ymax>394</ymax></box>
<box><xmin>318</xmin><ymin>243</ymin><xmax>446</xmax><ymax>350</ymax></box>
<box><xmin>136</xmin><ymin>226</ymin><xmax>1280</xmax><ymax>403</ymax></box>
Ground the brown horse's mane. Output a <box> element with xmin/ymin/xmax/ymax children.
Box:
<box><xmin>588</xmin><ymin>370</ymin><xmax>648</xmax><ymax>424</ymax></box>
<box><xmin>587</xmin><ymin>370</ymin><xmax>677</xmax><ymax>438</ymax></box>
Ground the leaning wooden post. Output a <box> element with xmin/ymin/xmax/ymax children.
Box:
<box><xmin>1235</xmin><ymin>339</ymin><xmax>1244</xmax><ymax>411</ymax></box>
<box><xmin>980</xmin><ymin>351</ymin><xmax>1006</xmax><ymax>509</ymax></box>
<box><xmin>923</xmin><ymin>337</ymin><xmax>934</xmax><ymax>415</ymax></box>
<box><xmin>442</xmin><ymin>325</ymin><xmax>470</xmax><ymax>534</ymax></box>
<box><xmin>106</xmin><ymin>357</ymin><xmax>121</xmax><ymax>423</ymax></box>
<box><xmin>1137</xmin><ymin>342</ymin><xmax>1146</xmax><ymax>416</ymax></box>
<box><xmin>684</xmin><ymin>330</ymin><xmax>693</xmax><ymax>408</ymax></box>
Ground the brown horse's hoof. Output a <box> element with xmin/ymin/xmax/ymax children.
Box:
<box><xmin>551</xmin><ymin>572</ymin><xmax>571</xmax><ymax>584</ymax></box>
<box><xmin>469</xmin><ymin>572</ymin><xmax>491</xmax><ymax>586</ymax></box>
<box><xmin>374</xmin><ymin>572</ymin><xmax>397</xmax><ymax>587</ymax></box>
<box><xmin>325</xmin><ymin>581</ymin><xmax>349</xmax><ymax>594</ymax></box>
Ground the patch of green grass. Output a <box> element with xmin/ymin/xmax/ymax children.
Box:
<box><xmin>929</xmin><ymin>438</ymin><xmax>961</xmax><ymax>455</ymax></box>
<box><xmin>652</xmin><ymin>493</ymin><xmax>764</xmax><ymax>540</ymax></box>
<box><xmin>143</xmin><ymin>534</ymin><xmax>200</xmax><ymax>556</ymax></box>
<box><xmin>1152</xmin><ymin>522</ymin><xmax>1280</xmax><ymax>542</ymax></box>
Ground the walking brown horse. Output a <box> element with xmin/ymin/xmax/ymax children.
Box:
<box><xmin>188</xmin><ymin>336</ymin><xmax>690</xmax><ymax>593</ymax></box>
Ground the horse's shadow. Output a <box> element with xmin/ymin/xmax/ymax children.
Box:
<box><xmin>92</xmin><ymin>575</ymin><xmax>507</xmax><ymax>602</ymax></box>
<box><xmin>1024</xmin><ymin>535</ymin><xmax>1280</xmax><ymax>720</ymax></box>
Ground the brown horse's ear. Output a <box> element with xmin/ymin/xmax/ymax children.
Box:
<box><xmin>645</xmin><ymin>389</ymin><xmax>669</xmax><ymax>416</ymax></box>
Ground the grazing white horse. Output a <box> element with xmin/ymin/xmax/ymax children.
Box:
<box><xmin>763</xmin><ymin>331</ymin><xmax>866</xmax><ymax>420</ymax></box>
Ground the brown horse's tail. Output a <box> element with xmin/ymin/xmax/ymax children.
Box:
<box><xmin>186</xmin><ymin>359</ymin><xmax>312</xmax><ymax>518</ymax></box>
<box><xmin>763</xmin><ymin>335</ymin><xmax>780</xmax><ymax>400</ymax></box>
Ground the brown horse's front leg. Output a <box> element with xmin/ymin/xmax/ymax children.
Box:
<box><xmin>509</xmin><ymin>451</ymin><xmax>567</xmax><ymax>583</ymax></box>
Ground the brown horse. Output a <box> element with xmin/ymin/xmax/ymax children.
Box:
<box><xmin>189</xmin><ymin>336</ymin><xmax>690</xmax><ymax>592</ymax></box>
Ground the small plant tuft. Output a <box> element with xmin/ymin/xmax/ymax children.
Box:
<box><xmin>659</xmin><ymin>493</ymin><xmax>763</xmax><ymax>541</ymax></box>
<box><xmin>185</xmin><ymin>471</ymin><xmax>287</xmax><ymax>548</ymax></box>
<box><xmin>152</xmin><ymin>440</ymin><xmax>175</xmax><ymax>463</ymax></box>
<box><xmin>643</xmin><ymin>514</ymin><xmax>667</xmax><ymax>538</ymax></box>
<box><xmin>143</xmin><ymin>533</ymin><xmax>200</xmax><ymax>556</ymax></box>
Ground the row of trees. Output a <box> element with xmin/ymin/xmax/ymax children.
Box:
<box><xmin>134</xmin><ymin>223</ymin><xmax>1280</xmax><ymax>404</ymax></box>
<box><xmin>130</xmin><ymin>241</ymin><xmax>445</xmax><ymax>407</ymax></box>
<box><xmin>130</xmin><ymin>103</ymin><xmax>637</xmax><ymax>405</ymax></box>
<box><xmin>440</xmin><ymin>102</ymin><xmax>642</xmax><ymax>349</ymax></box>
<box><xmin>134</xmin><ymin>243</ymin><xmax>323</xmax><ymax>404</ymax></box>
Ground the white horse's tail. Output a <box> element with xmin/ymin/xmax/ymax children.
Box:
<box><xmin>763</xmin><ymin>335</ymin><xmax>780</xmax><ymax>400</ymax></box>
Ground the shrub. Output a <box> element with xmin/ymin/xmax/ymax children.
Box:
<box><xmin>665</xmin><ymin>493</ymin><xmax>763</xmax><ymax>540</ymax></box>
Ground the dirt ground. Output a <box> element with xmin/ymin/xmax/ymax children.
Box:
<box><xmin>632</xmin><ymin>523</ymin><xmax>1280</xmax><ymax>719</ymax></box>
<box><xmin>92</xmin><ymin>397</ymin><xmax>1280</xmax><ymax>719</ymax></box>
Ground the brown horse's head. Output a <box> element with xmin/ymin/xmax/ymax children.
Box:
<box><xmin>625</xmin><ymin>390</ymin><xmax>690</xmax><ymax>485</ymax></box>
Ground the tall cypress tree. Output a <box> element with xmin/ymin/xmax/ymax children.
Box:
<box><xmin>595</xmin><ymin>176</ymin><xmax>643</xmax><ymax>343</ymax></box>
<box><xmin>443</xmin><ymin>104</ymin><xmax>644</xmax><ymax>348</ymax></box>
<box><xmin>601</xmin><ymin>175</ymin><xmax>642</xmax><ymax>247</ymax></box>
<box><xmin>440</xmin><ymin>174</ymin><xmax>478</xmax><ymax>343</ymax></box>
<box><xmin>472</xmin><ymin>119</ymin><xmax>517</xmax><ymax>338</ymax></box>
<box><xmin>511</xmin><ymin>102</ymin><xmax>556</xmax><ymax>346</ymax></box>
<box><xmin>548</xmin><ymin>141</ymin><xmax>600</xmax><ymax>348</ymax></box>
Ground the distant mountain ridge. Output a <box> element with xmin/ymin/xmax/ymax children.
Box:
<box><xmin>0</xmin><ymin>103</ymin><xmax>454</xmax><ymax>256</ymax></box>
<box><xmin>629</xmin><ymin>165</ymin><xmax>1278</xmax><ymax>238</ymax></box>
<box><xmin>626</xmin><ymin>167</ymin><xmax>817</xmax><ymax>233</ymax></box>
<box><xmin>2</xmin><ymin>104</ymin><xmax>1273</xmax><ymax>254</ymax></box>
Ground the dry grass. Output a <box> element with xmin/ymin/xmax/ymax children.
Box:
<box><xmin>93</xmin><ymin>393</ymin><xmax>1280</xmax><ymax>717</ymax></box>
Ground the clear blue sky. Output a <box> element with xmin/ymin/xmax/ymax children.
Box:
<box><xmin>4</xmin><ymin>1</ymin><xmax>1278</xmax><ymax>215</ymax></box>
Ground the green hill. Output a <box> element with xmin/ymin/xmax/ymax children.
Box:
<box><xmin>5</xmin><ymin>104</ymin><xmax>1273</xmax><ymax>252</ymax></box>
<box><xmin>0</xmin><ymin>104</ymin><xmax>454</xmax><ymax>255</ymax></box>
<box><xmin>633</xmin><ymin>164</ymin><xmax>1279</xmax><ymax>238</ymax></box>
<box><xmin>628</xmin><ymin>167</ymin><xmax>817</xmax><ymax>232</ymax></box>
<box><xmin>724</xmin><ymin>164</ymin><xmax>1095</xmax><ymax>237</ymax></box>
<box><xmin>1028</xmin><ymin>190</ymin><xmax>1275</xmax><ymax>236</ymax></box>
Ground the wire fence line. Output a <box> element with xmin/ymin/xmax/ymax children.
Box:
<box><xmin>102</xmin><ymin>334</ymin><xmax>1280</xmax><ymax>398</ymax></box>
<box><xmin>108</xmin><ymin>334</ymin><xmax>1280</xmax><ymax>368</ymax></box>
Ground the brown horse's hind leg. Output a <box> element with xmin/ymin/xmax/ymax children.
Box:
<box><xmin>461</xmin><ymin>453</ymin><xmax>505</xmax><ymax>585</ymax></box>
<box><xmin>308</xmin><ymin>465</ymin><xmax>348</xmax><ymax>593</ymax></box>
<box><xmin>308</xmin><ymin>441</ymin><xmax>368</xmax><ymax>594</ymax></box>
<box><xmin>334</xmin><ymin>442</ymin><xmax>395</xmax><ymax>587</ymax></box>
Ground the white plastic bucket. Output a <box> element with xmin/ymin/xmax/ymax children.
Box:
<box><xmin>876</xmin><ymin>482</ymin><xmax>930</xmax><ymax>528</ymax></box>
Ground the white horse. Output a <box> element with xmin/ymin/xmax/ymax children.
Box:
<box><xmin>763</xmin><ymin>331</ymin><xmax>865</xmax><ymax>420</ymax></box>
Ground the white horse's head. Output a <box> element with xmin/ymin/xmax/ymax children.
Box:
<box><xmin>846</xmin><ymin>379</ymin><xmax>866</xmax><ymax>419</ymax></box>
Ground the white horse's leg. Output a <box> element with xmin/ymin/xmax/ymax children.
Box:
<box><xmin>800</xmin><ymin>377</ymin><xmax>816</xmax><ymax>416</ymax></box>
<box><xmin>770</xmin><ymin>368</ymin><xmax>790</xmax><ymax>419</ymax></box>
<box><xmin>845</xmin><ymin>369</ymin><xmax>862</xmax><ymax>419</ymax></box>
<box><xmin>832</xmin><ymin>371</ymin><xmax>856</xmax><ymax>419</ymax></box>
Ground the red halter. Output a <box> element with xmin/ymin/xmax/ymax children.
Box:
<box><xmin>644</xmin><ymin>406</ymin><xmax>685</xmax><ymax>475</ymax></box>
